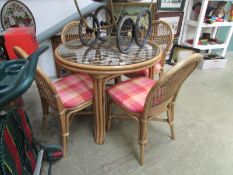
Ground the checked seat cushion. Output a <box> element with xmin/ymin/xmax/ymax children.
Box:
<box><xmin>53</xmin><ymin>73</ymin><xmax>93</xmax><ymax>108</ymax></box>
<box><xmin>107</xmin><ymin>77</ymin><xmax>156</xmax><ymax>113</ymax></box>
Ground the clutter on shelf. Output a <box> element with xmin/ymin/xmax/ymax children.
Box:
<box><xmin>191</xmin><ymin>1</ymin><xmax>231</xmax><ymax>23</ymax></box>
<box><xmin>228</xmin><ymin>3</ymin><xmax>233</xmax><ymax>22</ymax></box>
<box><xmin>192</xmin><ymin>2</ymin><xmax>214</xmax><ymax>21</ymax></box>
<box><xmin>186</xmin><ymin>38</ymin><xmax>223</xmax><ymax>46</ymax></box>
<box><xmin>212</xmin><ymin>2</ymin><xmax>227</xmax><ymax>19</ymax></box>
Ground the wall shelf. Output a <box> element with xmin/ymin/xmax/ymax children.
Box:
<box><xmin>181</xmin><ymin>42</ymin><xmax>226</xmax><ymax>50</ymax></box>
<box><xmin>186</xmin><ymin>20</ymin><xmax>233</xmax><ymax>27</ymax></box>
<box><xmin>181</xmin><ymin>0</ymin><xmax>233</xmax><ymax>56</ymax></box>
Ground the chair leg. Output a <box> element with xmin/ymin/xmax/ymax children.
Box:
<box><xmin>159</xmin><ymin>68</ymin><xmax>164</xmax><ymax>78</ymax></box>
<box><xmin>59</xmin><ymin>111</ymin><xmax>68</xmax><ymax>156</ymax></box>
<box><xmin>140</xmin><ymin>144</ymin><xmax>145</xmax><ymax>166</ymax></box>
<box><xmin>167</xmin><ymin>105</ymin><xmax>175</xmax><ymax>140</ymax></box>
<box><xmin>138</xmin><ymin>118</ymin><xmax>148</xmax><ymax>166</ymax></box>
<box><xmin>114</xmin><ymin>76</ymin><xmax>121</xmax><ymax>84</ymax></box>
<box><xmin>66</xmin><ymin>114</ymin><xmax>72</xmax><ymax>142</ymax></box>
<box><xmin>106</xmin><ymin>96</ymin><xmax>112</xmax><ymax>131</ymax></box>
<box><xmin>41</xmin><ymin>98</ymin><xmax>49</xmax><ymax>130</ymax></box>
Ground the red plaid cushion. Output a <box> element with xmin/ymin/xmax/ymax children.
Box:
<box><xmin>126</xmin><ymin>63</ymin><xmax>161</xmax><ymax>78</ymax></box>
<box><xmin>53</xmin><ymin>73</ymin><xmax>93</xmax><ymax>108</ymax></box>
<box><xmin>107</xmin><ymin>77</ymin><xmax>156</xmax><ymax>113</ymax></box>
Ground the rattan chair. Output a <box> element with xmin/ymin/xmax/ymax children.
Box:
<box><xmin>107</xmin><ymin>53</ymin><xmax>202</xmax><ymax>165</ymax></box>
<box><xmin>13</xmin><ymin>46</ymin><xmax>94</xmax><ymax>156</ymax></box>
<box><xmin>61</xmin><ymin>21</ymin><xmax>80</xmax><ymax>44</ymax></box>
<box><xmin>54</xmin><ymin>20</ymin><xmax>82</xmax><ymax>78</ymax></box>
<box><xmin>125</xmin><ymin>20</ymin><xmax>174</xmax><ymax>78</ymax></box>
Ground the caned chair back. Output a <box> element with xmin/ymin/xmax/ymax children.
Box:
<box><xmin>59</xmin><ymin>21</ymin><xmax>81</xmax><ymax>77</ymax></box>
<box><xmin>13</xmin><ymin>46</ymin><xmax>94</xmax><ymax>156</ymax></box>
<box><xmin>13</xmin><ymin>46</ymin><xmax>63</xmax><ymax>111</ymax></box>
<box><xmin>34</xmin><ymin>67</ymin><xmax>63</xmax><ymax>110</ymax></box>
<box><xmin>143</xmin><ymin>53</ymin><xmax>202</xmax><ymax>119</ymax></box>
<box><xmin>61</xmin><ymin>21</ymin><xmax>80</xmax><ymax>43</ymax></box>
<box><xmin>148</xmin><ymin>20</ymin><xmax>174</xmax><ymax>67</ymax></box>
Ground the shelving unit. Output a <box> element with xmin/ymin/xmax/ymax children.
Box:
<box><xmin>181</xmin><ymin>0</ymin><xmax>233</xmax><ymax>56</ymax></box>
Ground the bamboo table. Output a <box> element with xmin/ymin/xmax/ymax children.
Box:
<box><xmin>55</xmin><ymin>37</ymin><xmax>162</xmax><ymax>144</ymax></box>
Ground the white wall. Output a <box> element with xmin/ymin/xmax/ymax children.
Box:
<box><xmin>37</xmin><ymin>40</ymin><xmax>56</xmax><ymax>76</ymax></box>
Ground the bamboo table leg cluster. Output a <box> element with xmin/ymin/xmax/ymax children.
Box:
<box><xmin>92</xmin><ymin>75</ymin><xmax>107</xmax><ymax>144</ymax></box>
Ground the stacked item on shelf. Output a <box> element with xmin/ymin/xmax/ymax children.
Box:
<box><xmin>186</xmin><ymin>32</ymin><xmax>224</xmax><ymax>46</ymax></box>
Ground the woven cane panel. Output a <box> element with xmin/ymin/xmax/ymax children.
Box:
<box><xmin>35</xmin><ymin>74</ymin><xmax>57</xmax><ymax>106</ymax></box>
<box><xmin>149</xmin><ymin>21</ymin><xmax>172</xmax><ymax>52</ymax></box>
<box><xmin>150</xmin><ymin>62</ymin><xmax>197</xmax><ymax>108</ymax></box>
<box><xmin>61</xmin><ymin>21</ymin><xmax>80</xmax><ymax>44</ymax></box>
<box><xmin>58</xmin><ymin>37</ymin><xmax>160</xmax><ymax>66</ymax></box>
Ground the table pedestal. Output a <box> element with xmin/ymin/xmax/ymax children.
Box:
<box><xmin>92</xmin><ymin>75</ymin><xmax>107</xmax><ymax>144</ymax></box>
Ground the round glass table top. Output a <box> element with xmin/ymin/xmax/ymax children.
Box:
<box><xmin>57</xmin><ymin>37</ymin><xmax>160</xmax><ymax>67</ymax></box>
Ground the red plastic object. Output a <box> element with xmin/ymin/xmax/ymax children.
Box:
<box><xmin>186</xmin><ymin>39</ymin><xmax>202</xmax><ymax>45</ymax></box>
<box><xmin>4</xmin><ymin>27</ymin><xmax>38</xmax><ymax>59</ymax></box>
<box><xmin>215</xmin><ymin>18</ymin><xmax>224</xmax><ymax>22</ymax></box>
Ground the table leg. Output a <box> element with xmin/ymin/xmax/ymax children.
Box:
<box><xmin>93</xmin><ymin>76</ymin><xmax>106</xmax><ymax>144</ymax></box>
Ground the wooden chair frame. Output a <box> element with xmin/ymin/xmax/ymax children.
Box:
<box><xmin>107</xmin><ymin>53</ymin><xmax>202</xmax><ymax>165</ymax></box>
<box><xmin>148</xmin><ymin>20</ymin><xmax>174</xmax><ymax>77</ymax></box>
<box><xmin>61</xmin><ymin>21</ymin><xmax>80</xmax><ymax>43</ymax></box>
<box><xmin>13</xmin><ymin>46</ymin><xmax>93</xmax><ymax>156</ymax></box>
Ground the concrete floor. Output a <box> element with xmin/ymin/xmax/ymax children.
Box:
<box><xmin>23</xmin><ymin>56</ymin><xmax>233</xmax><ymax>175</ymax></box>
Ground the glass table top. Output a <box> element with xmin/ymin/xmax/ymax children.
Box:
<box><xmin>57</xmin><ymin>37</ymin><xmax>160</xmax><ymax>66</ymax></box>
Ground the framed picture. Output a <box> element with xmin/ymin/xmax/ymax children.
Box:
<box><xmin>156</xmin><ymin>12</ymin><xmax>183</xmax><ymax>39</ymax></box>
<box><xmin>108</xmin><ymin>2</ymin><xmax>156</xmax><ymax>21</ymax></box>
<box><xmin>0</xmin><ymin>0</ymin><xmax>36</xmax><ymax>32</ymax></box>
<box><xmin>157</xmin><ymin>0</ymin><xmax>185</xmax><ymax>11</ymax></box>
<box><xmin>166</xmin><ymin>44</ymin><xmax>200</xmax><ymax>65</ymax></box>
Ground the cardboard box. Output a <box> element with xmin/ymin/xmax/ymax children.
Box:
<box><xmin>201</xmin><ymin>58</ymin><xmax>227</xmax><ymax>69</ymax></box>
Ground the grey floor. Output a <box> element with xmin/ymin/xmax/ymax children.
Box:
<box><xmin>23</xmin><ymin>56</ymin><xmax>233</xmax><ymax>175</ymax></box>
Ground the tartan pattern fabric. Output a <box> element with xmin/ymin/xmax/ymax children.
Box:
<box><xmin>0</xmin><ymin>109</ymin><xmax>38</xmax><ymax>175</ymax></box>
<box><xmin>107</xmin><ymin>77</ymin><xmax>156</xmax><ymax>113</ymax></box>
<box><xmin>127</xmin><ymin>63</ymin><xmax>161</xmax><ymax>77</ymax></box>
<box><xmin>53</xmin><ymin>73</ymin><xmax>93</xmax><ymax>108</ymax></box>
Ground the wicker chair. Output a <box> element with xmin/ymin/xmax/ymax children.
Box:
<box><xmin>54</xmin><ymin>21</ymin><xmax>81</xmax><ymax>78</ymax></box>
<box><xmin>106</xmin><ymin>53</ymin><xmax>202</xmax><ymax>165</ymax></box>
<box><xmin>61</xmin><ymin>21</ymin><xmax>80</xmax><ymax>44</ymax></box>
<box><xmin>13</xmin><ymin>46</ymin><xmax>94</xmax><ymax>156</ymax></box>
<box><xmin>125</xmin><ymin>20</ymin><xmax>174</xmax><ymax>78</ymax></box>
